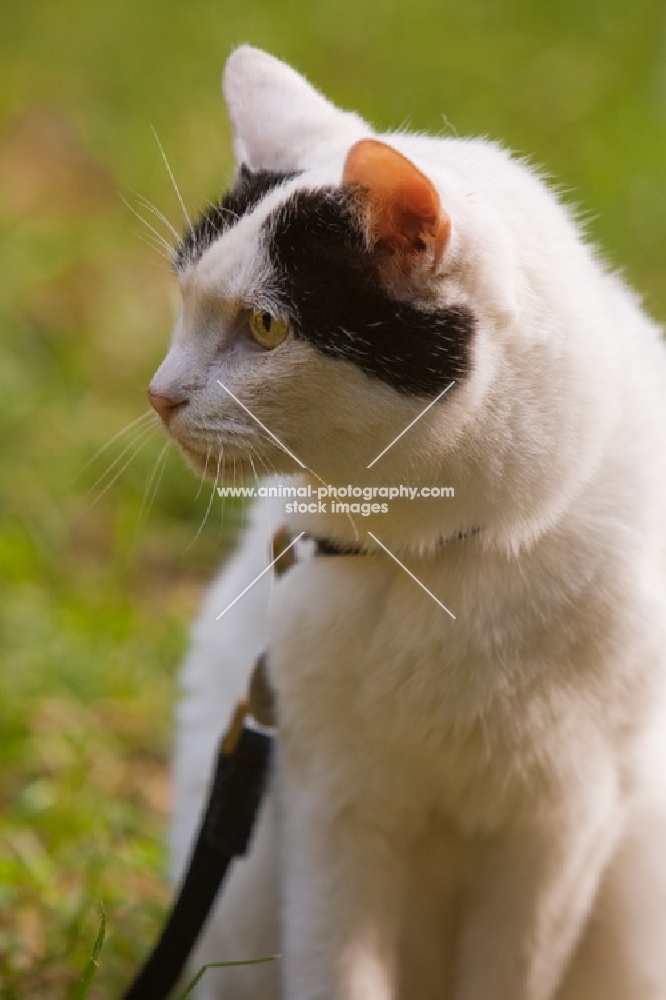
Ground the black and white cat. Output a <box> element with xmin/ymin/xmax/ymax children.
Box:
<box><xmin>149</xmin><ymin>47</ymin><xmax>666</xmax><ymax>1000</ymax></box>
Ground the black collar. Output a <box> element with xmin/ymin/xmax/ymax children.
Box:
<box><xmin>310</xmin><ymin>526</ymin><xmax>482</xmax><ymax>557</ymax></box>
<box><xmin>312</xmin><ymin>536</ymin><xmax>367</xmax><ymax>556</ymax></box>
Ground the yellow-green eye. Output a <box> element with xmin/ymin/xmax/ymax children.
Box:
<box><xmin>249</xmin><ymin>310</ymin><xmax>290</xmax><ymax>349</ymax></box>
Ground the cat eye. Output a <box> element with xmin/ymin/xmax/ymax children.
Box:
<box><xmin>248</xmin><ymin>310</ymin><xmax>290</xmax><ymax>349</ymax></box>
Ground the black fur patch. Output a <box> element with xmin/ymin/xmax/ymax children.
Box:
<box><xmin>266</xmin><ymin>188</ymin><xmax>473</xmax><ymax>397</ymax></box>
<box><xmin>175</xmin><ymin>165</ymin><xmax>297</xmax><ymax>270</ymax></box>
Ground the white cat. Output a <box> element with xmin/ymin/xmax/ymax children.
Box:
<box><xmin>151</xmin><ymin>46</ymin><xmax>666</xmax><ymax>999</ymax></box>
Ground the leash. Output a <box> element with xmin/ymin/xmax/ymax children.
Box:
<box><xmin>121</xmin><ymin>529</ymin><xmax>296</xmax><ymax>1000</ymax></box>
<box><xmin>122</xmin><ymin>700</ymin><xmax>273</xmax><ymax>1000</ymax></box>
<box><xmin>122</xmin><ymin>523</ymin><xmax>479</xmax><ymax>998</ymax></box>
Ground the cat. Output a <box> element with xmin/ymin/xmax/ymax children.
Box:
<box><xmin>149</xmin><ymin>46</ymin><xmax>666</xmax><ymax>1000</ymax></box>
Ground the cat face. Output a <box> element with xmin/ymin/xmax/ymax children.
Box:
<box><xmin>147</xmin><ymin>49</ymin><xmax>500</xmax><ymax>489</ymax></box>
<box><xmin>148</xmin><ymin>47</ymin><xmax>619</xmax><ymax>550</ymax></box>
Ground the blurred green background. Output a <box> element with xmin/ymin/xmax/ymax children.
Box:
<box><xmin>1</xmin><ymin>0</ymin><xmax>664</xmax><ymax>995</ymax></box>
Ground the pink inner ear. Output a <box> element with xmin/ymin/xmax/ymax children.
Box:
<box><xmin>343</xmin><ymin>138</ymin><xmax>450</xmax><ymax>266</ymax></box>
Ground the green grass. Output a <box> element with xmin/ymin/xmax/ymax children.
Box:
<box><xmin>175</xmin><ymin>956</ymin><xmax>279</xmax><ymax>1000</ymax></box>
<box><xmin>0</xmin><ymin>0</ymin><xmax>664</xmax><ymax>995</ymax></box>
<box><xmin>72</xmin><ymin>906</ymin><xmax>105</xmax><ymax>1000</ymax></box>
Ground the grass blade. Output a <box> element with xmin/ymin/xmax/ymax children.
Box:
<box><xmin>176</xmin><ymin>954</ymin><xmax>279</xmax><ymax>1000</ymax></box>
<box><xmin>72</xmin><ymin>903</ymin><xmax>106</xmax><ymax>1000</ymax></box>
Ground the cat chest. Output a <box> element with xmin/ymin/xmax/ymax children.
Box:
<box><xmin>266</xmin><ymin>554</ymin><xmax>583</xmax><ymax>831</ymax></box>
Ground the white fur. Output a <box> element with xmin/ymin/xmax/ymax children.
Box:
<box><xmin>165</xmin><ymin>48</ymin><xmax>666</xmax><ymax>999</ymax></box>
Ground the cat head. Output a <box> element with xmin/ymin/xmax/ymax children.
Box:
<box><xmin>148</xmin><ymin>48</ymin><xmax>617</xmax><ymax>552</ymax></box>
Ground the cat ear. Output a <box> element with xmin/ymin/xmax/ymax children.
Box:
<box><xmin>222</xmin><ymin>47</ymin><xmax>367</xmax><ymax>172</ymax></box>
<box><xmin>343</xmin><ymin>138</ymin><xmax>451</xmax><ymax>269</ymax></box>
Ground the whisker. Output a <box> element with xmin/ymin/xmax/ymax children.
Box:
<box><xmin>133</xmin><ymin>230</ymin><xmax>175</xmax><ymax>266</ymax></box>
<box><xmin>133</xmin><ymin>191</ymin><xmax>180</xmax><ymax>241</ymax></box>
<box><xmin>83</xmin><ymin>423</ymin><xmax>157</xmax><ymax>501</ymax></box>
<box><xmin>129</xmin><ymin>219</ymin><xmax>175</xmax><ymax>260</ymax></box>
<box><xmin>141</xmin><ymin>257</ymin><xmax>177</xmax><ymax>275</ymax></box>
<box><xmin>217</xmin><ymin>452</ymin><xmax>226</xmax><ymax>543</ymax></box>
<box><xmin>345</xmin><ymin>508</ymin><xmax>360</xmax><ymax>541</ymax></box>
<box><xmin>183</xmin><ymin>449</ymin><xmax>221</xmax><ymax>553</ymax></box>
<box><xmin>234</xmin><ymin>453</ymin><xmax>249</xmax><ymax>539</ymax></box>
<box><xmin>132</xmin><ymin>229</ymin><xmax>173</xmax><ymax>264</ymax></box>
<box><xmin>150</xmin><ymin>124</ymin><xmax>193</xmax><ymax>236</ymax></box>
<box><xmin>120</xmin><ymin>194</ymin><xmax>176</xmax><ymax>259</ymax></box>
<box><xmin>71</xmin><ymin>411</ymin><xmax>155</xmax><ymax>483</ymax></box>
<box><xmin>194</xmin><ymin>445</ymin><xmax>212</xmax><ymax>500</ymax></box>
<box><xmin>81</xmin><ymin>427</ymin><xmax>157</xmax><ymax>513</ymax></box>
<box><xmin>252</xmin><ymin>448</ymin><xmax>277</xmax><ymax>479</ymax></box>
<box><xmin>248</xmin><ymin>450</ymin><xmax>260</xmax><ymax>487</ymax></box>
<box><xmin>135</xmin><ymin>440</ymin><xmax>170</xmax><ymax>535</ymax></box>
<box><xmin>205</xmin><ymin>197</ymin><xmax>239</xmax><ymax>224</ymax></box>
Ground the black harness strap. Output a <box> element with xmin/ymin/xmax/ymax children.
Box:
<box><xmin>122</xmin><ymin>721</ymin><xmax>272</xmax><ymax>1000</ymax></box>
<box><xmin>121</xmin><ymin>529</ymin><xmax>299</xmax><ymax>999</ymax></box>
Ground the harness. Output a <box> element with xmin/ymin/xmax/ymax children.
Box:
<box><xmin>122</xmin><ymin>524</ymin><xmax>479</xmax><ymax>999</ymax></box>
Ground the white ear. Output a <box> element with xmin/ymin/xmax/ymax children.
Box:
<box><xmin>222</xmin><ymin>46</ymin><xmax>369</xmax><ymax>172</ymax></box>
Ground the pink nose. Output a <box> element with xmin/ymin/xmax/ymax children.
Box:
<box><xmin>147</xmin><ymin>388</ymin><xmax>187</xmax><ymax>423</ymax></box>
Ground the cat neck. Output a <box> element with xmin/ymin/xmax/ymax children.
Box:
<box><xmin>273</xmin><ymin>468</ymin><xmax>487</xmax><ymax>557</ymax></box>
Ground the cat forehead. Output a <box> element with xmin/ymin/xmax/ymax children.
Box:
<box><xmin>175</xmin><ymin>163</ymin><xmax>344</xmax><ymax>284</ymax></box>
